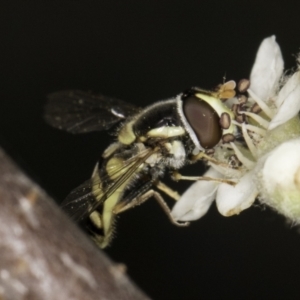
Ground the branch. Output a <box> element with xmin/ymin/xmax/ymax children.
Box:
<box><xmin>0</xmin><ymin>148</ymin><xmax>150</xmax><ymax>300</ymax></box>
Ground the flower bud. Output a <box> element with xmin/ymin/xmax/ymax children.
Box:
<box><xmin>260</xmin><ymin>138</ymin><xmax>300</xmax><ymax>222</ymax></box>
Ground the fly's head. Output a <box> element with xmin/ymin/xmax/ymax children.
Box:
<box><xmin>177</xmin><ymin>80</ymin><xmax>238</xmax><ymax>154</ymax></box>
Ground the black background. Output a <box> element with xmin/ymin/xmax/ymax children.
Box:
<box><xmin>1</xmin><ymin>1</ymin><xmax>300</xmax><ymax>299</ymax></box>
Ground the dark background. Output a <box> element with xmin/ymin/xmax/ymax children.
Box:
<box><xmin>1</xmin><ymin>1</ymin><xmax>300</xmax><ymax>299</ymax></box>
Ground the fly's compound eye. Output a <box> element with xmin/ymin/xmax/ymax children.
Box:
<box><xmin>183</xmin><ymin>95</ymin><xmax>222</xmax><ymax>149</ymax></box>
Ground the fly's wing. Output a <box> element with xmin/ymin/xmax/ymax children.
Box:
<box><xmin>61</xmin><ymin>147</ymin><xmax>156</xmax><ymax>221</ymax></box>
<box><xmin>45</xmin><ymin>90</ymin><xmax>141</xmax><ymax>134</ymax></box>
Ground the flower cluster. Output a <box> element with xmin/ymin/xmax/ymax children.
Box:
<box><xmin>172</xmin><ymin>36</ymin><xmax>300</xmax><ymax>223</ymax></box>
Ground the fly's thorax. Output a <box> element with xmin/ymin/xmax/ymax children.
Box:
<box><xmin>163</xmin><ymin>140</ymin><xmax>186</xmax><ymax>169</ymax></box>
<box><xmin>143</xmin><ymin>139</ymin><xmax>186</xmax><ymax>169</ymax></box>
<box><xmin>146</xmin><ymin>126</ymin><xmax>185</xmax><ymax>139</ymax></box>
<box><xmin>176</xmin><ymin>88</ymin><xmax>236</xmax><ymax>151</ymax></box>
<box><xmin>117</xmin><ymin>99</ymin><xmax>186</xmax><ymax>145</ymax></box>
<box><xmin>118</xmin><ymin>120</ymin><xmax>136</xmax><ymax>145</ymax></box>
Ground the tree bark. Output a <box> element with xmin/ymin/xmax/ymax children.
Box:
<box><xmin>0</xmin><ymin>148</ymin><xmax>150</xmax><ymax>300</ymax></box>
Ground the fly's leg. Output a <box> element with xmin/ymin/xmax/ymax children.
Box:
<box><xmin>190</xmin><ymin>151</ymin><xmax>216</xmax><ymax>162</ymax></box>
<box><xmin>171</xmin><ymin>171</ymin><xmax>236</xmax><ymax>186</ymax></box>
<box><xmin>155</xmin><ymin>181</ymin><xmax>180</xmax><ymax>201</ymax></box>
<box><xmin>147</xmin><ymin>190</ymin><xmax>188</xmax><ymax>226</ymax></box>
<box><xmin>191</xmin><ymin>151</ymin><xmax>230</xmax><ymax>167</ymax></box>
<box><xmin>113</xmin><ymin>189</ymin><xmax>189</xmax><ymax>227</ymax></box>
<box><xmin>176</xmin><ymin>151</ymin><xmax>239</xmax><ymax>186</ymax></box>
<box><xmin>191</xmin><ymin>151</ymin><xmax>244</xmax><ymax>170</ymax></box>
<box><xmin>112</xmin><ymin>180</ymin><xmax>153</xmax><ymax>213</ymax></box>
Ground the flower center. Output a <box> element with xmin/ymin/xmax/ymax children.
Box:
<box><xmin>229</xmin><ymin>85</ymin><xmax>300</xmax><ymax>173</ymax></box>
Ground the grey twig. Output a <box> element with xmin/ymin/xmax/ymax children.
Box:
<box><xmin>0</xmin><ymin>148</ymin><xmax>150</xmax><ymax>300</ymax></box>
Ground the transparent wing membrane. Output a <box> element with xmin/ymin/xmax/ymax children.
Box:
<box><xmin>61</xmin><ymin>147</ymin><xmax>157</xmax><ymax>221</ymax></box>
<box><xmin>45</xmin><ymin>90</ymin><xmax>140</xmax><ymax>133</ymax></box>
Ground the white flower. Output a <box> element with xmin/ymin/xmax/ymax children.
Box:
<box><xmin>258</xmin><ymin>138</ymin><xmax>300</xmax><ymax>222</ymax></box>
<box><xmin>172</xmin><ymin>36</ymin><xmax>300</xmax><ymax>223</ymax></box>
<box><xmin>172</xmin><ymin>168</ymin><xmax>222</xmax><ymax>221</ymax></box>
<box><xmin>249</xmin><ymin>35</ymin><xmax>283</xmax><ymax>101</ymax></box>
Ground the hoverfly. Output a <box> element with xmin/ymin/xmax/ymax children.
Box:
<box><xmin>45</xmin><ymin>81</ymin><xmax>237</xmax><ymax>248</ymax></box>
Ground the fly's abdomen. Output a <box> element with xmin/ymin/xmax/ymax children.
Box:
<box><xmin>88</xmin><ymin>155</ymin><xmax>139</xmax><ymax>248</ymax></box>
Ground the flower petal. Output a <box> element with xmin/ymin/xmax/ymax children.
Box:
<box><xmin>250</xmin><ymin>35</ymin><xmax>284</xmax><ymax>101</ymax></box>
<box><xmin>269</xmin><ymin>71</ymin><xmax>300</xmax><ymax>130</ymax></box>
<box><xmin>216</xmin><ymin>170</ymin><xmax>257</xmax><ymax>216</ymax></box>
<box><xmin>171</xmin><ymin>168</ymin><xmax>222</xmax><ymax>221</ymax></box>
<box><xmin>260</xmin><ymin>138</ymin><xmax>300</xmax><ymax>222</ymax></box>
